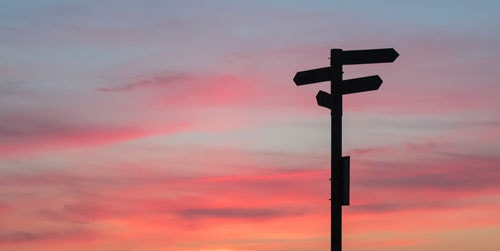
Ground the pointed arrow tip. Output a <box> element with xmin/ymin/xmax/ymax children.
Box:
<box><xmin>374</xmin><ymin>75</ymin><xmax>383</xmax><ymax>90</ymax></box>
<box><xmin>293</xmin><ymin>73</ymin><xmax>300</xmax><ymax>85</ymax></box>
<box><xmin>392</xmin><ymin>49</ymin><xmax>400</xmax><ymax>61</ymax></box>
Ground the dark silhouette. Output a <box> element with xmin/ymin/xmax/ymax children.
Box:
<box><xmin>293</xmin><ymin>48</ymin><xmax>399</xmax><ymax>251</ymax></box>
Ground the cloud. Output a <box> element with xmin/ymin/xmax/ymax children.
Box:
<box><xmin>0</xmin><ymin>166</ymin><xmax>324</xmax><ymax>226</ymax></box>
<box><xmin>0</xmin><ymin>104</ymin><xmax>194</xmax><ymax>156</ymax></box>
<box><xmin>341</xmin><ymin>149</ymin><xmax>500</xmax><ymax>224</ymax></box>
<box><xmin>97</xmin><ymin>72</ymin><xmax>189</xmax><ymax>93</ymax></box>
<box><xmin>0</xmin><ymin>117</ymin><xmax>146</xmax><ymax>156</ymax></box>
<box><xmin>348</xmin><ymin>199</ymin><xmax>485</xmax><ymax>214</ymax></box>
<box><xmin>176</xmin><ymin>207</ymin><xmax>304</xmax><ymax>220</ymax></box>
<box><xmin>346</xmin><ymin>140</ymin><xmax>447</xmax><ymax>159</ymax></box>
<box><xmin>97</xmin><ymin>67</ymin><xmax>320</xmax><ymax>116</ymax></box>
<box><xmin>0</xmin><ymin>228</ymin><xmax>98</xmax><ymax>244</ymax></box>
<box><xmin>358</xmin><ymin>153</ymin><xmax>500</xmax><ymax>192</ymax></box>
<box><xmin>0</xmin><ymin>165</ymin><xmax>328</xmax><ymax>250</ymax></box>
<box><xmin>348</xmin><ymin>146</ymin><xmax>387</xmax><ymax>156</ymax></box>
<box><xmin>0</xmin><ymin>231</ymin><xmax>39</xmax><ymax>243</ymax></box>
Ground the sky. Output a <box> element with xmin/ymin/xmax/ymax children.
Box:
<box><xmin>0</xmin><ymin>1</ymin><xmax>499</xmax><ymax>250</ymax></box>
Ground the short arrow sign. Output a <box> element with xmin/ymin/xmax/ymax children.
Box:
<box><xmin>338</xmin><ymin>75</ymin><xmax>383</xmax><ymax>95</ymax></box>
<box><xmin>316</xmin><ymin>90</ymin><xmax>332</xmax><ymax>109</ymax></box>
<box><xmin>293</xmin><ymin>66</ymin><xmax>331</xmax><ymax>86</ymax></box>
<box><xmin>341</xmin><ymin>48</ymin><xmax>399</xmax><ymax>65</ymax></box>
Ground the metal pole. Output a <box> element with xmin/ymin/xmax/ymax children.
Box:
<box><xmin>331</xmin><ymin>48</ymin><xmax>343</xmax><ymax>251</ymax></box>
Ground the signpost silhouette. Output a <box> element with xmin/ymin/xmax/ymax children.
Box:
<box><xmin>293</xmin><ymin>48</ymin><xmax>399</xmax><ymax>251</ymax></box>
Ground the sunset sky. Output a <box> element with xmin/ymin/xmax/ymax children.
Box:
<box><xmin>1</xmin><ymin>1</ymin><xmax>499</xmax><ymax>250</ymax></box>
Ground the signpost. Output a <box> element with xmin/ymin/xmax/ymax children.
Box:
<box><xmin>293</xmin><ymin>48</ymin><xmax>399</xmax><ymax>251</ymax></box>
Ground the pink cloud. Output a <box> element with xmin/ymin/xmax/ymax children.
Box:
<box><xmin>345</xmin><ymin>238</ymin><xmax>421</xmax><ymax>249</ymax></box>
<box><xmin>0</xmin><ymin>228</ymin><xmax>100</xmax><ymax>247</ymax></box>
<box><xmin>96</xmin><ymin>72</ymin><xmax>190</xmax><ymax>93</ymax></box>
<box><xmin>356</xmin><ymin>154</ymin><xmax>499</xmax><ymax>193</ymax></box>
<box><xmin>346</xmin><ymin>140</ymin><xmax>449</xmax><ymax>160</ymax></box>
<box><xmin>0</xmin><ymin>125</ymin><xmax>147</xmax><ymax>157</ymax></box>
<box><xmin>0</xmin><ymin>163</ymin><xmax>332</xmax><ymax>249</ymax></box>
<box><xmin>0</xmin><ymin>108</ymin><xmax>192</xmax><ymax>157</ymax></box>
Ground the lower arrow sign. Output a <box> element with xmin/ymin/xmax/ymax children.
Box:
<box><xmin>316</xmin><ymin>90</ymin><xmax>332</xmax><ymax>109</ymax></box>
<box><xmin>315</xmin><ymin>75</ymin><xmax>383</xmax><ymax>109</ymax></box>
<box><xmin>338</xmin><ymin>75</ymin><xmax>383</xmax><ymax>95</ymax></box>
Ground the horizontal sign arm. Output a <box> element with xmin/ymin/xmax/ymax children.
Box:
<box><xmin>293</xmin><ymin>66</ymin><xmax>332</xmax><ymax>85</ymax></box>
<box><xmin>337</xmin><ymin>75</ymin><xmax>383</xmax><ymax>95</ymax></box>
<box><xmin>340</xmin><ymin>48</ymin><xmax>399</xmax><ymax>65</ymax></box>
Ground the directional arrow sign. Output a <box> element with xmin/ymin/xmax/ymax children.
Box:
<box><xmin>293</xmin><ymin>66</ymin><xmax>331</xmax><ymax>86</ymax></box>
<box><xmin>315</xmin><ymin>75</ymin><xmax>382</xmax><ymax>108</ymax></box>
<box><xmin>341</xmin><ymin>48</ymin><xmax>399</xmax><ymax>65</ymax></box>
<box><xmin>316</xmin><ymin>90</ymin><xmax>332</xmax><ymax>109</ymax></box>
<box><xmin>338</xmin><ymin>75</ymin><xmax>383</xmax><ymax>95</ymax></box>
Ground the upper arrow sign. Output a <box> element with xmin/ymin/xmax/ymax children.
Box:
<box><xmin>341</xmin><ymin>48</ymin><xmax>399</xmax><ymax>65</ymax></box>
<box><xmin>293</xmin><ymin>66</ymin><xmax>331</xmax><ymax>86</ymax></box>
